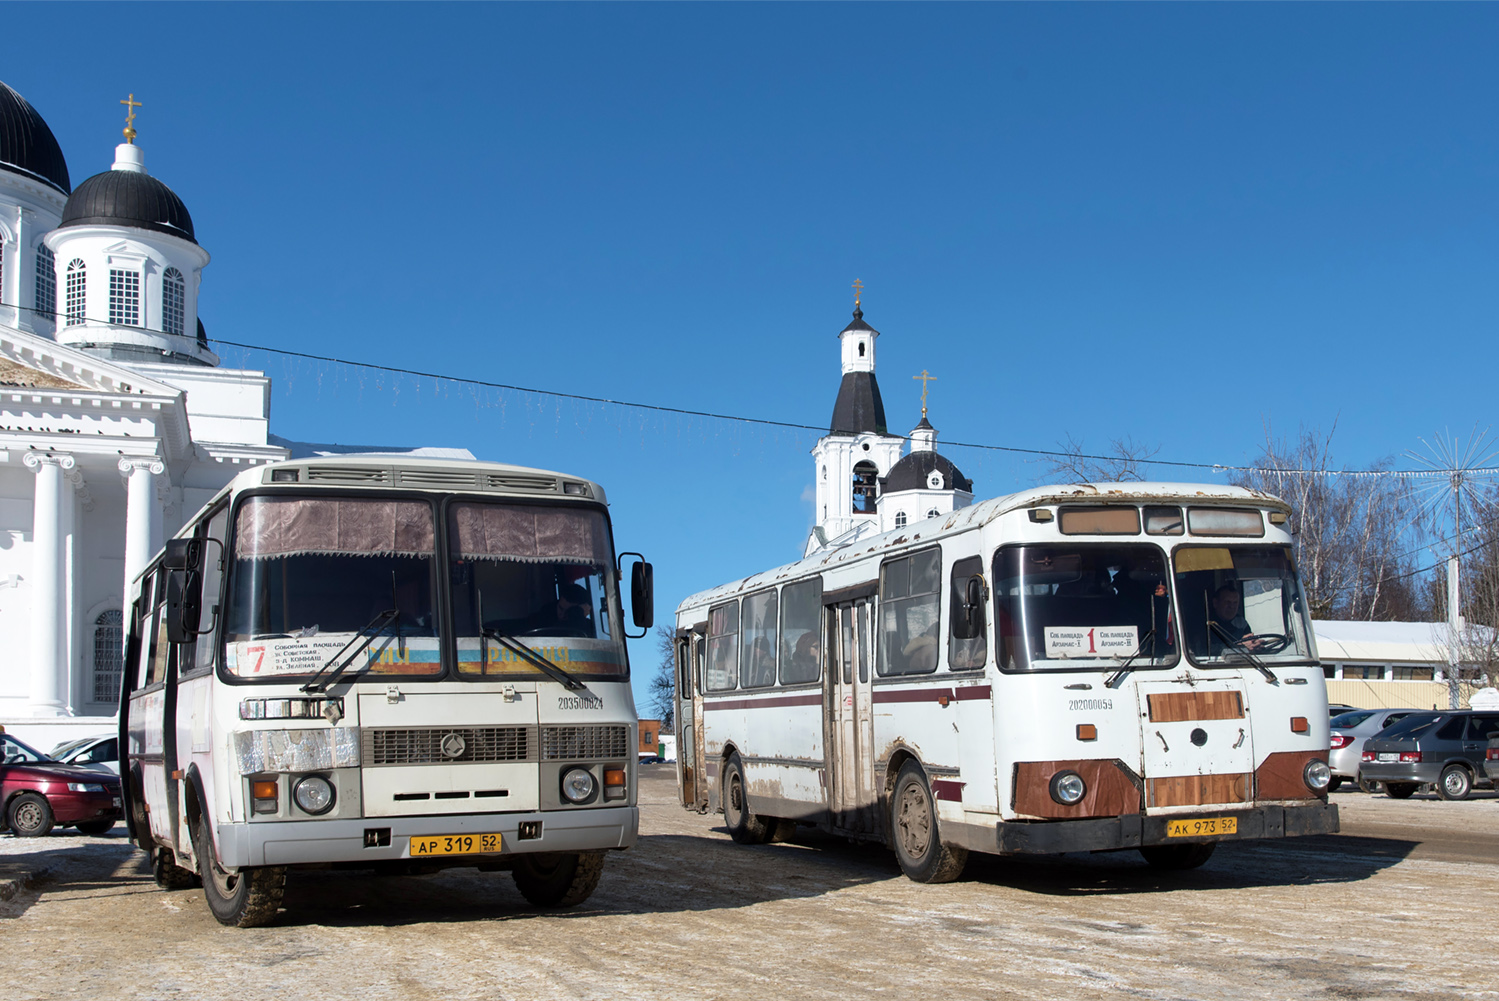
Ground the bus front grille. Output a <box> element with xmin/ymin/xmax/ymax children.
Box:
<box><xmin>362</xmin><ymin>726</ymin><xmax>535</xmax><ymax>765</ymax></box>
<box><xmin>541</xmin><ymin>725</ymin><xmax>630</xmax><ymax>761</ymax></box>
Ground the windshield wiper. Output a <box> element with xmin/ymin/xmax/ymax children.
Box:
<box><xmin>482</xmin><ymin>627</ymin><xmax>586</xmax><ymax>691</ymax></box>
<box><xmin>1105</xmin><ymin>629</ymin><xmax>1156</xmax><ymax>688</ymax></box>
<box><xmin>1208</xmin><ymin>621</ymin><xmax>1278</xmax><ymax>684</ymax></box>
<box><xmin>300</xmin><ymin>607</ymin><xmax>399</xmax><ymax>693</ymax></box>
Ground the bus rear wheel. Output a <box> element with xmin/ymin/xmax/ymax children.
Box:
<box><xmin>512</xmin><ymin>851</ymin><xmax>605</xmax><ymax>907</ymax></box>
<box><xmin>890</xmin><ymin>761</ymin><xmax>967</xmax><ymax>883</ymax></box>
<box><xmin>196</xmin><ymin>815</ymin><xmax>285</xmax><ymax>927</ymax></box>
<box><xmin>1140</xmin><ymin>842</ymin><xmax>1217</xmax><ymax>870</ymax></box>
<box><xmin>722</xmin><ymin>755</ymin><xmax>773</xmax><ymax>844</ymax></box>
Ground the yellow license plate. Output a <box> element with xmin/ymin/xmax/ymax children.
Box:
<box><xmin>1166</xmin><ymin>817</ymin><xmax>1238</xmax><ymax>838</ymax></box>
<box><xmin>409</xmin><ymin>832</ymin><xmax>503</xmax><ymax>857</ymax></box>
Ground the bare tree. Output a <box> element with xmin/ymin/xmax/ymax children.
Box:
<box><xmin>645</xmin><ymin>624</ymin><xmax>676</xmax><ymax>731</ymax></box>
<box><xmin>1047</xmin><ymin>433</ymin><xmax>1161</xmax><ymax>483</ymax></box>
<box><xmin>1427</xmin><ymin>498</ymin><xmax>1499</xmax><ymax>692</ymax></box>
<box><xmin>1232</xmin><ymin>425</ymin><xmax>1427</xmax><ymax>621</ymax></box>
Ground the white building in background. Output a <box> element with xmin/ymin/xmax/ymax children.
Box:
<box><xmin>804</xmin><ymin>300</ymin><xmax>973</xmax><ymax>557</ymax></box>
<box><xmin>0</xmin><ymin>83</ymin><xmax>465</xmax><ymax>748</ymax></box>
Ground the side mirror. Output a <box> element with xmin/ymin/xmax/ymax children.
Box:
<box><xmin>166</xmin><ymin>569</ymin><xmax>202</xmax><ymax>644</ymax></box>
<box><xmin>163</xmin><ymin>538</ymin><xmax>202</xmax><ymax>572</ymax></box>
<box><xmin>631</xmin><ymin>561</ymin><xmax>655</xmax><ymax>630</ymax></box>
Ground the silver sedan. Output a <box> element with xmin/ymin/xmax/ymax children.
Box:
<box><xmin>1330</xmin><ymin>708</ymin><xmax>1425</xmax><ymax>791</ymax></box>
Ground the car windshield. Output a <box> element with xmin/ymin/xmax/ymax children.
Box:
<box><xmin>222</xmin><ymin>496</ymin><xmax>442</xmax><ymax>681</ymax></box>
<box><xmin>995</xmin><ymin>544</ymin><xmax>1177</xmax><ymax>672</ymax></box>
<box><xmin>448</xmin><ymin>501</ymin><xmax>626</xmax><ymax>679</ymax></box>
<box><xmin>1378</xmin><ymin>713</ymin><xmax>1441</xmax><ymax>739</ymax></box>
<box><xmin>2</xmin><ymin>735</ymin><xmax>54</xmax><ymax>763</ymax></box>
<box><xmin>1173</xmin><ymin>545</ymin><xmax>1315</xmax><ymax>666</ymax></box>
<box><xmin>1331</xmin><ymin>711</ymin><xmax>1375</xmax><ymax>729</ymax></box>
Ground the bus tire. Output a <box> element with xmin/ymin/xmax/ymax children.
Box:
<box><xmin>512</xmin><ymin>851</ymin><xmax>605</xmax><ymax>908</ymax></box>
<box><xmin>1385</xmin><ymin>782</ymin><xmax>1418</xmax><ymax>799</ymax></box>
<box><xmin>153</xmin><ymin>848</ymin><xmax>200</xmax><ymax>890</ymax></box>
<box><xmin>722</xmin><ymin>755</ymin><xmax>773</xmax><ymax>845</ymax></box>
<box><xmin>890</xmin><ymin>761</ymin><xmax>967</xmax><ymax>883</ymax></box>
<box><xmin>1140</xmin><ymin>842</ymin><xmax>1216</xmax><ymax>870</ymax></box>
<box><xmin>196</xmin><ymin>815</ymin><xmax>285</xmax><ymax>927</ymax></box>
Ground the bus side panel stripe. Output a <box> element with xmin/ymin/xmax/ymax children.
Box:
<box><xmin>703</xmin><ymin>693</ymin><xmax>822</xmax><ymax>712</ymax></box>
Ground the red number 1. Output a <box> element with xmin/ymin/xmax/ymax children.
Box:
<box><xmin>1088</xmin><ymin>629</ymin><xmax>1096</xmax><ymax>653</ymax></box>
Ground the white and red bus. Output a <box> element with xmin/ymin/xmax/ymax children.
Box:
<box><xmin>120</xmin><ymin>455</ymin><xmax>652</xmax><ymax>925</ymax></box>
<box><xmin>673</xmin><ymin>483</ymin><xmax>1337</xmax><ymax>880</ymax></box>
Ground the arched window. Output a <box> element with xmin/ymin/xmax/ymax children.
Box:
<box><xmin>895</xmin><ymin>511</ymin><xmax>907</xmax><ymax>528</ymax></box>
<box><xmin>35</xmin><ymin>246</ymin><xmax>56</xmax><ymax>320</ymax></box>
<box><xmin>162</xmin><ymin>267</ymin><xmax>185</xmax><ymax>336</ymax></box>
<box><xmin>65</xmin><ymin>259</ymin><xmax>86</xmax><ymax>325</ymax></box>
<box><xmin>109</xmin><ymin>268</ymin><xmax>141</xmax><ymax>326</ymax></box>
<box><xmin>852</xmin><ymin>460</ymin><xmax>879</xmax><ymax>514</ymax></box>
<box><xmin>92</xmin><ymin>609</ymin><xmax>124</xmax><ymax>703</ymax></box>
<box><xmin>927</xmin><ymin>508</ymin><xmax>940</xmax><ymax>519</ymax></box>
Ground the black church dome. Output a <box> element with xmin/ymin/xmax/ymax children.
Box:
<box><xmin>61</xmin><ymin>166</ymin><xmax>196</xmax><ymax>243</ymax></box>
<box><xmin>881</xmin><ymin>450</ymin><xmax>972</xmax><ymax>494</ymax></box>
<box><xmin>0</xmin><ymin>81</ymin><xmax>71</xmax><ymax>195</ymax></box>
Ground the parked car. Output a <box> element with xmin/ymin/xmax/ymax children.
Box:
<box><xmin>1328</xmin><ymin>703</ymin><xmax>1362</xmax><ymax>718</ymax></box>
<box><xmin>1329</xmin><ymin>708</ymin><xmax>1425</xmax><ymax>792</ymax></box>
<box><xmin>1</xmin><ymin>733</ymin><xmax>122</xmax><ymax>837</ymax></box>
<box><xmin>1360</xmin><ymin>710</ymin><xmax>1499</xmax><ymax>801</ymax></box>
<box><xmin>49</xmin><ymin>734</ymin><xmax>119</xmax><ymax>774</ymax></box>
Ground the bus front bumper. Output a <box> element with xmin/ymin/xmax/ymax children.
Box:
<box><xmin>216</xmin><ymin>806</ymin><xmax>639</xmax><ymax>868</ymax></box>
<box><xmin>994</xmin><ymin>802</ymin><xmax>1338</xmax><ymax>855</ymax></box>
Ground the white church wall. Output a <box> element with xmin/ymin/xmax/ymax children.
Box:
<box><xmin>135</xmin><ymin>363</ymin><xmax>273</xmax><ymax>446</ymax></box>
<box><xmin>0</xmin><ymin>469</ymin><xmax>34</xmax><ymax>713</ymax></box>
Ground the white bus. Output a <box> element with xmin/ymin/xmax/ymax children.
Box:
<box><xmin>119</xmin><ymin>455</ymin><xmax>653</xmax><ymax>926</ymax></box>
<box><xmin>673</xmin><ymin>484</ymin><xmax>1337</xmax><ymax>881</ymax></box>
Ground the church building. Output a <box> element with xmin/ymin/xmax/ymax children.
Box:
<box><xmin>0</xmin><ymin>82</ymin><xmax>290</xmax><ymax>743</ymax></box>
<box><xmin>804</xmin><ymin>293</ymin><xmax>973</xmax><ymax>557</ymax></box>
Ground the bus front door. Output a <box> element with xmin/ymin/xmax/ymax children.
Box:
<box><xmin>675</xmin><ymin>633</ymin><xmax>705</xmax><ymax>811</ymax></box>
<box><xmin>825</xmin><ymin>598</ymin><xmax>878</xmax><ymax>837</ymax></box>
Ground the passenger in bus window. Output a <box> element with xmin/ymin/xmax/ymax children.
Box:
<box><xmin>1208</xmin><ymin>584</ymin><xmax>1264</xmax><ymax>654</ymax></box>
<box><xmin>901</xmin><ymin>619</ymin><xmax>940</xmax><ymax>672</ymax></box>
<box><xmin>534</xmin><ymin>582</ymin><xmax>594</xmax><ymax>638</ymax></box>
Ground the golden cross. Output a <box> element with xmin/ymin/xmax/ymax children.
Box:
<box><xmin>120</xmin><ymin>94</ymin><xmax>142</xmax><ymax>143</ymax></box>
<box><xmin>913</xmin><ymin>369</ymin><xmax>937</xmax><ymax>417</ymax></box>
<box><xmin>851</xmin><ymin>279</ymin><xmax>864</xmax><ymax>307</ymax></box>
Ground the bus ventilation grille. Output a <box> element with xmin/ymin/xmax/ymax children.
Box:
<box><xmin>397</xmin><ymin>469</ymin><xmax>481</xmax><ymax>489</ymax></box>
<box><xmin>305</xmin><ymin>466</ymin><xmax>393</xmax><ymax>485</ymax></box>
<box><xmin>362</xmin><ymin>726</ymin><xmax>535</xmax><ymax>765</ymax></box>
<box><xmin>541</xmin><ymin>725</ymin><xmax>630</xmax><ymax>761</ymax></box>
<box><xmin>485</xmin><ymin>473</ymin><xmax>558</xmax><ymax>493</ymax></box>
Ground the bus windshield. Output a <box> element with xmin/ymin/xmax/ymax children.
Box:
<box><xmin>995</xmin><ymin>544</ymin><xmax>1177</xmax><ymax>672</ymax></box>
<box><xmin>448</xmin><ymin>501</ymin><xmax>626</xmax><ymax>679</ymax></box>
<box><xmin>1173</xmin><ymin>545</ymin><xmax>1315</xmax><ymax>665</ymax></box>
<box><xmin>223</xmin><ymin>496</ymin><xmax>442</xmax><ymax>680</ymax></box>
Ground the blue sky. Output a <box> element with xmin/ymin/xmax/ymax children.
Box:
<box><xmin>7</xmin><ymin>3</ymin><xmax>1498</xmax><ymax>704</ymax></box>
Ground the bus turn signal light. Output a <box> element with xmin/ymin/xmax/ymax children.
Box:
<box><xmin>603</xmin><ymin>768</ymin><xmax>626</xmax><ymax>801</ymax></box>
<box><xmin>253</xmin><ymin>781</ymin><xmax>277</xmax><ymax>800</ymax></box>
<box><xmin>1076</xmin><ymin>724</ymin><xmax>1097</xmax><ymax>741</ymax></box>
<box><xmin>1290</xmin><ymin>717</ymin><xmax>1309</xmax><ymax>733</ymax></box>
<box><xmin>252</xmin><ymin>780</ymin><xmax>278</xmax><ymax>814</ymax></box>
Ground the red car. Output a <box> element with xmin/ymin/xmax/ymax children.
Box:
<box><xmin>2</xmin><ymin>734</ymin><xmax>122</xmax><ymax>837</ymax></box>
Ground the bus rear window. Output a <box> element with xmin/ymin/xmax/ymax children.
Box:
<box><xmin>1187</xmin><ymin>507</ymin><xmax>1264</xmax><ymax>537</ymax></box>
<box><xmin>1059</xmin><ymin>506</ymin><xmax>1140</xmax><ymax>536</ymax></box>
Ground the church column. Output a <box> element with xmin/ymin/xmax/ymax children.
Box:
<box><xmin>119</xmin><ymin>458</ymin><xmax>166</xmax><ymax>607</ymax></box>
<box><xmin>23</xmin><ymin>452</ymin><xmax>74</xmax><ymax>716</ymax></box>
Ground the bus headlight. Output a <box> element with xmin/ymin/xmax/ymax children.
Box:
<box><xmin>1303</xmin><ymin>759</ymin><xmax>1332</xmax><ymax>793</ymax></box>
<box><xmin>1049</xmin><ymin>770</ymin><xmax>1087</xmax><ymax>805</ymax></box>
<box><xmin>561</xmin><ymin>767</ymin><xmax>596</xmax><ymax>803</ymax></box>
<box><xmin>293</xmin><ymin>775</ymin><xmax>336</xmax><ymax>815</ymax></box>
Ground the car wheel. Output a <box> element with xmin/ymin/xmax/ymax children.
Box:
<box><xmin>890</xmin><ymin>760</ymin><xmax>968</xmax><ymax>883</ymax></box>
<box><xmin>1384</xmin><ymin>782</ymin><xmax>1418</xmax><ymax>799</ymax></box>
<box><xmin>7</xmin><ymin>792</ymin><xmax>55</xmax><ymax>838</ymax></box>
<box><xmin>1438</xmin><ymin>765</ymin><xmax>1472</xmax><ymax>801</ymax></box>
<box><xmin>74</xmin><ymin>819</ymin><xmax>115</xmax><ymax>836</ymax></box>
<box><xmin>722</xmin><ymin>754</ymin><xmax>772</xmax><ymax>844</ymax></box>
<box><xmin>1326</xmin><ymin>776</ymin><xmax>1343</xmax><ymax>793</ymax></box>
<box><xmin>196</xmin><ymin>814</ymin><xmax>285</xmax><ymax>927</ymax></box>
<box><xmin>511</xmin><ymin>851</ymin><xmax>606</xmax><ymax>907</ymax></box>
<box><xmin>1140</xmin><ymin>842</ymin><xmax>1217</xmax><ymax>870</ymax></box>
<box><xmin>153</xmin><ymin>848</ymin><xmax>200</xmax><ymax>890</ymax></box>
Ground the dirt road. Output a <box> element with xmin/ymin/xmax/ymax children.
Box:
<box><xmin>4</xmin><ymin>768</ymin><xmax>1497</xmax><ymax>1001</ymax></box>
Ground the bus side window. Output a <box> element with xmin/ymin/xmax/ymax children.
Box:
<box><xmin>948</xmin><ymin>556</ymin><xmax>987</xmax><ymax>670</ymax></box>
<box><xmin>190</xmin><ymin>506</ymin><xmax>230</xmax><ymax>674</ymax></box>
<box><xmin>778</xmin><ymin>578</ymin><xmax>823</xmax><ymax>685</ymax></box>
<box><xmin>878</xmin><ymin>548</ymin><xmax>942</xmax><ymax>676</ymax></box>
<box><xmin>706</xmin><ymin>601</ymin><xmax>739</xmax><ymax>692</ymax></box>
<box><xmin>147</xmin><ymin>576</ymin><xmax>171</xmax><ymax>687</ymax></box>
<box><xmin>739</xmin><ymin>589</ymin><xmax>778</xmax><ymax>689</ymax></box>
<box><xmin>131</xmin><ymin>574</ymin><xmax>156</xmax><ymax>689</ymax></box>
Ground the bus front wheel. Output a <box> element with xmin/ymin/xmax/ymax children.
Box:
<box><xmin>512</xmin><ymin>851</ymin><xmax>605</xmax><ymax>907</ymax></box>
<box><xmin>196</xmin><ymin>815</ymin><xmax>285</xmax><ymax>927</ymax></box>
<box><xmin>890</xmin><ymin>761</ymin><xmax>968</xmax><ymax>883</ymax></box>
<box><xmin>722</xmin><ymin>755</ymin><xmax>773</xmax><ymax>845</ymax></box>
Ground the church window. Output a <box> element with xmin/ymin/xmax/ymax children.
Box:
<box><xmin>35</xmin><ymin>246</ymin><xmax>56</xmax><ymax>320</ymax></box>
<box><xmin>927</xmin><ymin>509</ymin><xmax>940</xmax><ymax>519</ymax></box>
<box><xmin>65</xmin><ymin>259</ymin><xmax>86</xmax><ymax>325</ymax></box>
<box><xmin>821</xmin><ymin>465</ymin><xmax>827</xmax><ymax>481</ymax></box>
<box><xmin>92</xmin><ymin>609</ymin><xmax>124</xmax><ymax>703</ymax></box>
<box><xmin>852</xmin><ymin>460</ymin><xmax>879</xmax><ymax>514</ymax></box>
<box><xmin>162</xmin><ymin>267</ymin><xmax>185</xmax><ymax>336</ymax></box>
<box><xmin>109</xmin><ymin>269</ymin><xmax>141</xmax><ymax>326</ymax></box>
<box><xmin>895</xmin><ymin>512</ymin><xmax>907</xmax><ymax>528</ymax></box>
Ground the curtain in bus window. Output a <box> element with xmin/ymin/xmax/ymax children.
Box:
<box><xmin>948</xmin><ymin>556</ymin><xmax>987</xmax><ymax>670</ymax></box>
<box><xmin>779</xmin><ymin>578</ymin><xmax>823</xmax><ymax>684</ymax></box>
<box><xmin>879</xmin><ymin>549</ymin><xmax>941</xmax><ymax>676</ymax></box>
<box><xmin>236</xmin><ymin>498</ymin><xmax>435</xmax><ymax>559</ymax></box>
<box><xmin>739</xmin><ymin>590</ymin><xmax>778</xmax><ymax>689</ymax></box>
<box><xmin>450</xmin><ymin>503</ymin><xmax>609</xmax><ymax>566</ymax></box>
<box><xmin>706</xmin><ymin>602</ymin><xmax>739</xmax><ymax>691</ymax></box>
